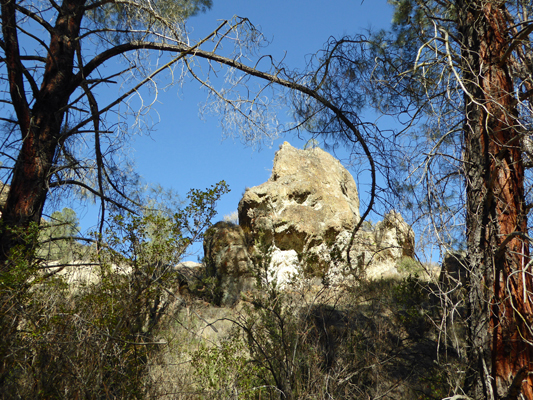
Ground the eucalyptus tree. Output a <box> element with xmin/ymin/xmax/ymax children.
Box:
<box><xmin>296</xmin><ymin>0</ymin><xmax>533</xmax><ymax>398</ymax></box>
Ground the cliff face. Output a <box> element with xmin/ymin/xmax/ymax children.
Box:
<box><xmin>205</xmin><ymin>142</ymin><xmax>415</xmax><ymax>302</ymax></box>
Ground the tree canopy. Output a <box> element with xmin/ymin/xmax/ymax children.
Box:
<box><xmin>0</xmin><ymin>0</ymin><xmax>379</xmax><ymax>268</ymax></box>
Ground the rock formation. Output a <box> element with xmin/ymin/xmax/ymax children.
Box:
<box><xmin>204</xmin><ymin>142</ymin><xmax>415</xmax><ymax>302</ymax></box>
<box><xmin>203</xmin><ymin>221</ymin><xmax>253</xmax><ymax>278</ymax></box>
<box><xmin>439</xmin><ymin>251</ymin><xmax>468</xmax><ymax>290</ymax></box>
<box><xmin>203</xmin><ymin>221</ymin><xmax>255</xmax><ymax>304</ymax></box>
<box><xmin>238</xmin><ymin>141</ymin><xmax>360</xmax><ymax>255</ymax></box>
<box><xmin>0</xmin><ymin>182</ymin><xmax>9</xmax><ymax>218</ymax></box>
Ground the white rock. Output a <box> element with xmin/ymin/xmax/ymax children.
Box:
<box><xmin>267</xmin><ymin>247</ymin><xmax>300</xmax><ymax>288</ymax></box>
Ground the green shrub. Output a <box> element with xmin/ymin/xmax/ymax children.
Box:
<box><xmin>392</xmin><ymin>275</ymin><xmax>431</xmax><ymax>340</ymax></box>
<box><xmin>191</xmin><ymin>334</ymin><xmax>267</xmax><ymax>399</ymax></box>
<box><xmin>396</xmin><ymin>256</ymin><xmax>424</xmax><ymax>275</ymax></box>
<box><xmin>0</xmin><ymin>183</ymin><xmax>229</xmax><ymax>398</ymax></box>
<box><xmin>175</xmin><ymin>272</ymin><xmax>464</xmax><ymax>400</ymax></box>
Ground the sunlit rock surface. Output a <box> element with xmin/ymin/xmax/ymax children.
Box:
<box><xmin>205</xmin><ymin>142</ymin><xmax>416</xmax><ymax>298</ymax></box>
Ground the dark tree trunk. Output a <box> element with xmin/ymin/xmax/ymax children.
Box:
<box><xmin>459</xmin><ymin>1</ymin><xmax>533</xmax><ymax>398</ymax></box>
<box><xmin>0</xmin><ymin>0</ymin><xmax>86</xmax><ymax>266</ymax></box>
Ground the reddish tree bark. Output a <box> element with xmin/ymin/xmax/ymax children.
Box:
<box><xmin>0</xmin><ymin>0</ymin><xmax>86</xmax><ymax>265</ymax></box>
<box><xmin>460</xmin><ymin>1</ymin><xmax>533</xmax><ymax>398</ymax></box>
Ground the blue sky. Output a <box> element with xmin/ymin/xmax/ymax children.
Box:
<box><xmin>80</xmin><ymin>0</ymin><xmax>396</xmax><ymax>260</ymax></box>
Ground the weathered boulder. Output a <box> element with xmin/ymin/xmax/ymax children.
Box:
<box><xmin>373</xmin><ymin>211</ymin><xmax>415</xmax><ymax>260</ymax></box>
<box><xmin>174</xmin><ymin>261</ymin><xmax>204</xmax><ymax>296</ymax></box>
<box><xmin>203</xmin><ymin>221</ymin><xmax>252</xmax><ymax>277</ymax></box>
<box><xmin>203</xmin><ymin>221</ymin><xmax>255</xmax><ymax>305</ymax></box>
<box><xmin>40</xmin><ymin>261</ymin><xmax>132</xmax><ymax>287</ymax></box>
<box><xmin>267</xmin><ymin>247</ymin><xmax>300</xmax><ymax>286</ymax></box>
<box><xmin>238</xmin><ymin>141</ymin><xmax>360</xmax><ymax>255</ymax></box>
<box><xmin>205</xmin><ymin>142</ymin><xmax>416</xmax><ymax>293</ymax></box>
<box><xmin>334</xmin><ymin>210</ymin><xmax>415</xmax><ymax>280</ymax></box>
<box><xmin>439</xmin><ymin>251</ymin><xmax>468</xmax><ymax>289</ymax></box>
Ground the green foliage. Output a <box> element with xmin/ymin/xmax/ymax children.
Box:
<box><xmin>393</xmin><ymin>274</ymin><xmax>431</xmax><ymax>340</ymax></box>
<box><xmin>0</xmin><ymin>221</ymin><xmax>46</xmax><ymax>397</ymax></box>
<box><xmin>416</xmin><ymin>372</ymin><xmax>451</xmax><ymax>400</ymax></box>
<box><xmin>0</xmin><ymin>221</ymin><xmax>41</xmax><ymax>284</ymax></box>
<box><xmin>396</xmin><ymin>256</ymin><xmax>423</xmax><ymax>275</ymax></box>
<box><xmin>38</xmin><ymin>207</ymin><xmax>81</xmax><ymax>262</ymax></box>
<box><xmin>191</xmin><ymin>334</ymin><xmax>266</xmax><ymax>399</ymax></box>
<box><xmin>6</xmin><ymin>277</ymin><xmax>156</xmax><ymax>398</ymax></box>
<box><xmin>195</xmin><ymin>276</ymin><xmax>454</xmax><ymax>400</ymax></box>
<box><xmin>156</xmin><ymin>242</ymin><xmax>464</xmax><ymax>400</ymax></box>
<box><xmin>234</xmin><ymin>291</ymin><xmax>315</xmax><ymax>400</ymax></box>
<box><xmin>0</xmin><ymin>182</ymin><xmax>229</xmax><ymax>398</ymax></box>
<box><xmin>101</xmin><ymin>181</ymin><xmax>229</xmax><ymax>266</ymax></box>
<box><xmin>87</xmin><ymin>0</ymin><xmax>213</xmax><ymax>43</ymax></box>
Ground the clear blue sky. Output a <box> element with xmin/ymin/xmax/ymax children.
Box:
<box><xmin>80</xmin><ymin>0</ymin><xmax>396</xmax><ymax>260</ymax></box>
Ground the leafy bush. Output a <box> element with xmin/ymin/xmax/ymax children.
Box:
<box><xmin>392</xmin><ymin>274</ymin><xmax>432</xmax><ymax>340</ymax></box>
<box><xmin>396</xmin><ymin>256</ymin><xmax>424</xmax><ymax>276</ymax></box>
<box><xmin>184</xmin><ymin>271</ymin><xmax>463</xmax><ymax>400</ymax></box>
<box><xmin>191</xmin><ymin>334</ymin><xmax>266</xmax><ymax>399</ymax></box>
<box><xmin>0</xmin><ymin>182</ymin><xmax>228</xmax><ymax>398</ymax></box>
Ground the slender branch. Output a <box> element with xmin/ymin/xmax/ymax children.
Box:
<box><xmin>39</xmin><ymin>236</ymin><xmax>95</xmax><ymax>245</ymax></box>
<box><xmin>69</xmin><ymin>35</ymin><xmax>376</xmax><ymax>232</ymax></box>
<box><xmin>77</xmin><ymin>43</ymin><xmax>106</xmax><ymax>246</ymax></box>
<box><xmin>3</xmin><ymin>24</ymin><xmax>41</xmax><ymax>97</ymax></box>
<box><xmin>49</xmin><ymin>179</ymin><xmax>137</xmax><ymax>214</ymax></box>
<box><xmin>83</xmin><ymin>0</ymin><xmax>115</xmax><ymax>10</ymax></box>
<box><xmin>14</xmin><ymin>4</ymin><xmax>54</xmax><ymax>33</ymax></box>
<box><xmin>1</xmin><ymin>0</ymin><xmax>31</xmax><ymax>134</ymax></box>
<box><xmin>66</xmin><ymin>20</ymin><xmax>230</xmax><ymax>136</ymax></box>
<box><xmin>496</xmin><ymin>231</ymin><xmax>533</xmax><ymax>259</ymax></box>
<box><xmin>503</xmin><ymin>367</ymin><xmax>529</xmax><ymax>400</ymax></box>
<box><xmin>501</xmin><ymin>21</ymin><xmax>533</xmax><ymax>66</ymax></box>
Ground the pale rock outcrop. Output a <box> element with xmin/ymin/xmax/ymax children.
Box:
<box><xmin>373</xmin><ymin>211</ymin><xmax>415</xmax><ymax>260</ymax></box>
<box><xmin>203</xmin><ymin>221</ymin><xmax>252</xmax><ymax>278</ymax></box>
<box><xmin>203</xmin><ymin>221</ymin><xmax>255</xmax><ymax>305</ymax></box>
<box><xmin>353</xmin><ymin>210</ymin><xmax>415</xmax><ymax>280</ymax></box>
<box><xmin>42</xmin><ymin>262</ymin><xmax>132</xmax><ymax>286</ymax></box>
<box><xmin>204</xmin><ymin>142</ymin><xmax>415</xmax><ymax>296</ymax></box>
<box><xmin>267</xmin><ymin>247</ymin><xmax>300</xmax><ymax>286</ymax></box>
<box><xmin>238</xmin><ymin>142</ymin><xmax>360</xmax><ymax>255</ymax></box>
<box><xmin>0</xmin><ymin>182</ymin><xmax>9</xmax><ymax>218</ymax></box>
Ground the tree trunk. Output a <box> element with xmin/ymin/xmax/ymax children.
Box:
<box><xmin>459</xmin><ymin>1</ymin><xmax>533</xmax><ymax>398</ymax></box>
<box><xmin>0</xmin><ymin>0</ymin><xmax>86</xmax><ymax>267</ymax></box>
